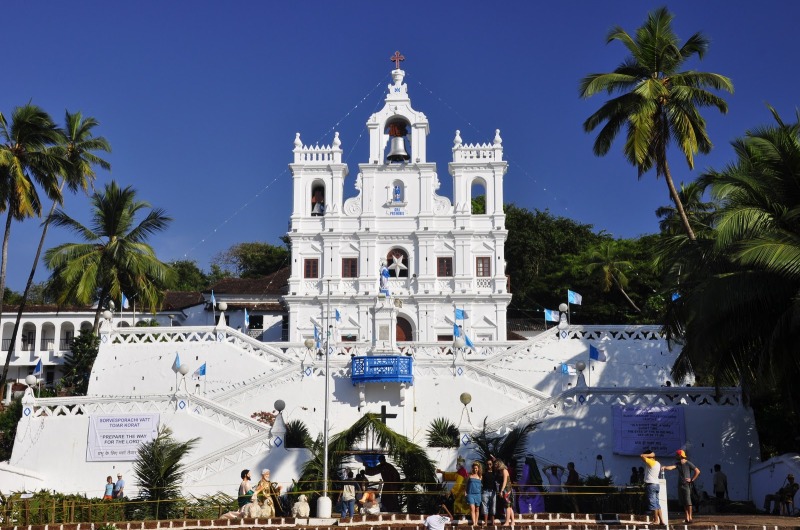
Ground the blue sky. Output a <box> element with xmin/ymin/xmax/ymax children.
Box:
<box><xmin>3</xmin><ymin>1</ymin><xmax>798</xmax><ymax>290</ymax></box>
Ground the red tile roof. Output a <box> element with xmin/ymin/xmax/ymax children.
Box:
<box><xmin>205</xmin><ymin>268</ymin><xmax>289</xmax><ymax>296</ymax></box>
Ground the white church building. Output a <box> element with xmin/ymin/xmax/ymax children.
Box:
<box><xmin>0</xmin><ymin>58</ymin><xmax>762</xmax><ymax>511</ymax></box>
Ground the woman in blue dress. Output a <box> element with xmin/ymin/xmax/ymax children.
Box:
<box><xmin>466</xmin><ymin>462</ymin><xmax>483</xmax><ymax>526</ymax></box>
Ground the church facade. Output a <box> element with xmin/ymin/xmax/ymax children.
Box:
<box><xmin>284</xmin><ymin>64</ymin><xmax>511</xmax><ymax>345</ymax></box>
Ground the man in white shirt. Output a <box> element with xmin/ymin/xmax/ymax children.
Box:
<box><xmin>640</xmin><ymin>450</ymin><xmax>663</xmax><ymax>525</ymax></box>
<box><xmin>424</xmin><ymin>503</ymin><xmax>453</xmax><ymax>530</ymax></box>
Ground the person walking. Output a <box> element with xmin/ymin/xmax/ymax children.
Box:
<box><xmin>496</xmin><ymin>459</ymin><xmax>515</xmax><ymax>529</ymax></box>
<box><xmin>481</xmin><ymin>457</ymin><xmax>498</xmax><ymax>526</ymax></box>
<box><xmin>466</xmin><ymin>462</ymin><xmax>483</xmax><ymax>526</ymax></box>
<box><xmin>663</xmin><ymin>449</ymin><xmax>700</xmax><ymax>523</ymax></box>
<box><xmin>640</xmin><ymin>449</ymin><xmax>664</xmax><ymax>526</ymax></box>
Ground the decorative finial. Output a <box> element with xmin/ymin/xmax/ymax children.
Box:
<box><xmin>390</xmin><ymin>51</ymin><xmax>405</xmax><ymax>70</ymax></box>
<box><xmin>332</xmin><ymin>132</ymin><xmax>341</xmax><ymax>148</ymax></box>
<box><xmin>294</xmin><ymin>132</ymin><xmax>302</xmax><ymax>148</ymax></box>
<box><xmin>493</xmin><ymin>129</ymin><xmax>502</xmax><ymax>145</ymax></box>
<box><xmin>453</xmin><ymin>130</ymin><xmax>462</xmax><ymax>146</ymax></box>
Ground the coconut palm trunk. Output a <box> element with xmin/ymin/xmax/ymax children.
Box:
<box><xmin>0</xmin><ymin>200</ymin><xmax>59</xmax><ymax>391</ymax></box>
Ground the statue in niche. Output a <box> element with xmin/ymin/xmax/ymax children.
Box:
<box><xmin>393</xmin><ymin>185</ymin><xmax>402</xmax><ymax>203</ymax></box>
<box><xmin>311</xmin><ymin>188</ymin><xmax>325</xmax><ymax>216</ymax></box>
<box><xmin>379</xmin><ymin>260</ymin><xmax>390</xmax><ymax>295</ymax></box>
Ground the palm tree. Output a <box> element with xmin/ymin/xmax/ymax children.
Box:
<box><xmin>470</xmin><ymin>421</ymin><xmax>538</xmax><ymax>478</ymax></box>
<box><xmin>584</xmin><ymin>240</ymin><xmax>641</xmax><ymax>313</ymax></box>
<box><xmin>426</xmin><ymin>417</ymin><xmax>459</xmax><ymax>448</ymax></box>
<box><xmin>133</xmin><ymin>425</ymin><xmax>199</xmax><ymax>519</ymax></box>
<box><xmin>0</xmin><ymin>105</ymin><xmax>63</xmax><ymax>327</ymax></box>
<box><xmin>45</xmin><ymin>181</ymin><xmax>175</xmax><ymax>330</ymax></box>
<box><xmin>580</xmin><ymin>7</ymin><xmax>733</xmax><ymax>241</ymax></box>
<box><xmin>662</xmin><ymin>107</ymin><xmax>800</xmax><ymax>444</ymax></box>
<box><xmin>655</xmin><ymin>181</ymin><xmax>716</xmax><ymax>236</ymax></box>
<box><xmin>1</xmin><ymin>111</ymin><xmax>110</xmax><ymax>393</ymax></box>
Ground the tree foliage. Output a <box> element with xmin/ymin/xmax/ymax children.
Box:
<box><xmin>212</xmin><ymin>241</ymin><xmax>289</xmax><ymax>278</ymax></box>
<box><xmin>580</xmin><ymin>7</ymin><xmax>733</xmax><ymax>240</ymax></box>
<box><xmin>659</xmin><ymin>107</ymin><xmax>800</xmax><ymax>457</ymax></box>
<box><xmin>426</xmin><ymin>417</ymin><xmax>459</xmax><ymax>448</ymax></box>
<box><xmin>45</xmin><ymin>181</ymin><xmax>175</xmax><ymax>330</ymax></box>
<box><xmin>60</xmin><ymin>328</ymin><xmax>100</xmax><ymax>395</ymax></box>
<box><xmin>133</xmin><ymin>425</ymin><xmax>199</xmax><ymax>519</ymax></box>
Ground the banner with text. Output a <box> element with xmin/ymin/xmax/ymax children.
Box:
<box><xmin>87</xmin><ymin>414</ymin><xmax>160</xmax><ymax>461</ymax></box>
<box><xmin>612</xmin><ymin>406</ymin><xmax>685</xmax><ymax>456</ymax></box>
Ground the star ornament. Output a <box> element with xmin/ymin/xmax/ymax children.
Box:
<box><xmin>387</xmin><ymin>254</ymin><xmax>407</xmax><ymax>276</ymax></box>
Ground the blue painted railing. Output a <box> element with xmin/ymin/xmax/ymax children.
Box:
<box><xmin>351</xmin><ymin>355</ymin><xmax>413</xmax><ymax>385</ymax></box>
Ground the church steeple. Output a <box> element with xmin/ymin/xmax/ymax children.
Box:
<box><xmin>366</xmin><ymin>52</ymin><xmax>430</xmax><ymax>165</ymax></box>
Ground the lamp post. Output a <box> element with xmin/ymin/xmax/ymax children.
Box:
<box><xmin>317</xmin><ymin>280</ymin><xmax>333</xmax><ymax>518</ymax></box>
<box><xmin>178</xmin><ymin>363</ymin><xmax>190</xmax><ymax>393</ymax></box>
<box><xmin>103</xmin><ymin>309</ymin><xmax>113</xmax><ymax>332</ymax></box>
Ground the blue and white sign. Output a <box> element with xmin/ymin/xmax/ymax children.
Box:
<box><xmin>612</xmin><ymin>406</ymin><xmax>685</xmax><ymax>456</ymax></box>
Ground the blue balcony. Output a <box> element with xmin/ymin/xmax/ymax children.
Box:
<box><xmin>351</xmin><ymin>356</ymin><xmax>413</xmax><ymax>385</ymax></box>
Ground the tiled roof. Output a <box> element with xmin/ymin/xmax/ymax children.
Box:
<box><xmin>162</xmin><ymin>291</ymin><xmax>205</xmax><ymax>310</ymax></box>
<box><xmin>205</xmin><ymin>268</ymin><xmax>289</xmax><ymax>296</ymax></box>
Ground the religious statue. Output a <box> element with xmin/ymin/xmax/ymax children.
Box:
<box><xmin>379</xmin><ymin>260</ymin><xmax>390</xmax><ymax>295</ymax></box>
<box><xmin>393</xmin><ymin>185</ymin><xmax>401</xmax><ymax>202</ymax></box>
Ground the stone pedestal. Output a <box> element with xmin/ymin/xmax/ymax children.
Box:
<box><xmin>369</xmin><ymin>295</ymin><xmax>399</xmax><ymax>355</ymax></box>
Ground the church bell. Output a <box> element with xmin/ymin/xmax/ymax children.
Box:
<box><xmin>387</xmin><ymin>137</ymin><xmax>409</xmax><ymax>162</ymax></box>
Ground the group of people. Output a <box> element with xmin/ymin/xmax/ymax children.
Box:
<box><xmin>335</xmin><ymin>455</ymin><xmax>402</xmax><ymax>518</ymax></box>
<box><xmin>102</xmin><ymin>472</ymin><xmax>125</xmax><ymax>500</ymax></box>
<box><xmin>435</xmin><ymin>454</ymin><xmax>514</xmax><ymax>527</ymax></box>
<box><xmin>542</xmin><ymin>462</ymin><xmax>581</xmax><ymax>512</ymax></box>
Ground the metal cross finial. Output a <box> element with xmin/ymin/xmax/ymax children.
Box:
<box><xmin>390</xmin><ymin>51</ymin><xmax>405</xmax><ymax>69</ymax></box>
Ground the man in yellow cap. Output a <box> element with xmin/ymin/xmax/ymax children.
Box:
<box><xmin>663</xmin><ymin>449</ymin><xmax>700</xmax><ymax>523</ymax></box>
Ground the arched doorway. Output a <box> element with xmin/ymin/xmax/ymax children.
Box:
<box><xmin>396</xmin><ymin>316</ymin><xmax>413</xmax><ymax>342</ymax></box>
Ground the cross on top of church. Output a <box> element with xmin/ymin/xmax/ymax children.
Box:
<box><xmin>390</xmin><ymin>51</ymin><xmax>405</xmax><ymax>69</ymax></box>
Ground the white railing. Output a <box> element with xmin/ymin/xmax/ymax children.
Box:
<box><xmin>453</xmin><ymin>143</ymin><xmax>501</xmax><ymax>162</ymax></box>
<box><xmin>482</xmin><ymin>387</ymin><xmax>744</xmax><ymax>434</ymax></box>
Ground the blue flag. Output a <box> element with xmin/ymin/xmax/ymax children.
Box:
<box><xmin>671</xmin><ymin>292</ymin><xmax>681</xmax><ymax>301</ymax></box>
<box><xmin>210</xmin><ymin>290</ymin><xmax>216</xmax><ymax>307</ymax></box>
<box><xmin>465</xmin><ymin>334</ymin><xmax>475</xmax><ymax>349</ymax></box>
<box><xmin>121</xmin><ymin>293</ymin><xmax>130</xmax><ymax>310</ymax></box>
<box><xmin>335</xmin><ymin>309</ymin><xmax>341</xmax><ymax>322</ymax></box>
<box><xmin>567</xmin><ymin>290</ymin><xmax>582</xmax><ymax>305</ymax></box>
<box><xmin>172</xmin><ymin>353</ymin><xmax>181</xmax><ymax>373</ymax></box>
<box><xmin>455</xmin><ymin>308</ymin><xmax>468</xmax><ymax>320</ymax></box>
<box><xmin>32</xmin><ymin>359</ymin><xmax>42</xmax><ymax>377</ymax></box>
<box><xmin>193</xmin><ymin>362</ymin><xmax>207</xmax><ymax>378</ymax></box>
<box><xmin>244</xmin><ymin>308</ymin><xmax>250</xmax><ymax>328</ymax></box>
<box><xmin>544</xmin><ymin>309</ymin><xmax>560</xmax><ymax>322</ymax></box>
<box><xmin>561</xmin><ymin>363</ymin><xmax>569</xmax><ymax>375</ymax></box>
<box><xmin>589</xmin><ymin>344</ymin><xmax>608</xmax><ymax>362</ymax></box>
<box><xmin>453</xmin><ymin>323</ymin><xmax>461</xmax><ymax>338</ymax></box>
<box><xmin>314</xmin><ymin>325</ymin><xmax>320</xmax><ymax>349</ymax></box>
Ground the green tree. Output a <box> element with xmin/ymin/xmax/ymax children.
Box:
<box><xmin>470</xmin><ymin>421</ymin><xmax>538</xmax><ymax>479</ymax></box>
<box><xmin>584</xmin><ymin>240</ymin><xmax>641</xmax><ymax>313</ymax></box>
<box><xmin>3</xmin><ymin>111</ymin><xmax>110</xmax><ymax>395</ymax></box>
<box><xmin>0</xmin><ymin>397</ymin><xmax>22</xmax><ymax>460</ymax></box>
<box><xmin>169</xmin><ymin>260</ymin><xmax>210</xmax><ymax>291</ymax></box>
<box><xmin>426</xmin><ymin>417</ymin><xmax>459</xmax><ymax>448</ymax></box>
<box><xmin>133</xmin><ymin>426</ymin><xmax>199</xmax><ymax>519</ymax></box>
<box><xmin>0</xmin><ymin>105</ymin><xmax>63</xmax><ymax>340</ymax></box>
<box><xmin>212</xmin><ymin>241</ymin><xmax>289</xmax><ymax>278</ymax></box>
<box><xmin>662</xmin><ymin>108</ymin><xmax>800</xmax><ymax>455</ymax></box>
<box><xmin>45</xmin><ymin>181</ymin><xmax>175</xmax><ymax>330</ymax></box>
<box><xmin>284</xmin><ymin>419</ymin><xmax>313</xmax><ymax>449</ymax></box>
<box><xmin>655</xmin><ymin>181</ymin><xmax>717</xmax><ymax>237</ymax></box>
<box><xmin>580</xmin><ymin>7</ymin><xmax>733</xmax><ymax>241</ymax></box>
<box><xmin>59</xmin><ymin>328</ymin><xmax>100</xmax><ymax>395</ymax></box>
<box><xmin>503</xmin><ymin>204</ymin><xmax>602</xmax><ymax>319</ymax></box>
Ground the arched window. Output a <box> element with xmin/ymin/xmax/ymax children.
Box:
<box><xmin>311</xmin><ymin>182</ymin><xmax>326</xmax><ymax>216</ymax></box>
<box><xmin>386</xmin><ymin>248</ymin><xmax>410</xmax><ymax>278</ymax></box>
<box><xmin>470</xmin><ymin>178</ymin><xmax>488</xmax><ymax>214</ymax></box>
